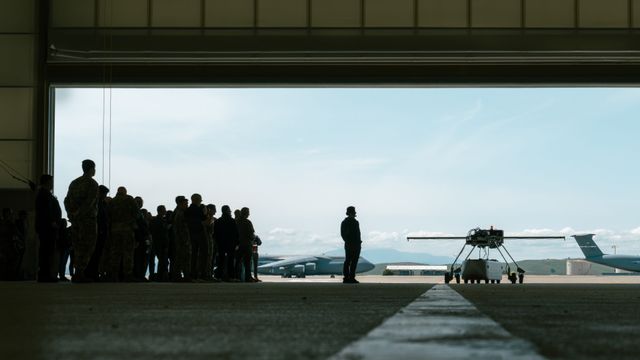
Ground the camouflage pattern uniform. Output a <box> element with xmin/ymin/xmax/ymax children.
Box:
<box><xmin>107</xmin><ymin>193</ymin><xmax>138</xmax><ymax>279</ymax></box>
<box><xmin>173</xmin><ymin>207</ymin><xmax>191</xmax><ymax>279</ymax></box>
<box><xmin>64</xmin><ymin>175</ymin><xmax>98</xmax><ymax>275</ymax></box>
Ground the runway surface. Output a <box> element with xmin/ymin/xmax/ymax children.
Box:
<box><xmin>1</xmin><ymin>279</ymin><xmax>639</xmax><ymax>359</ymax></box>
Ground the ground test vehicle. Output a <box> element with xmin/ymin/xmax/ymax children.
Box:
<box><xmin>408</xmin><ymin>227</ymin><xmax>565</xmax><ymax>284</ymax></box>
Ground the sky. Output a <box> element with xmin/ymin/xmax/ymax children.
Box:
<box><xmin>53</xmin><ymin>87</ymin><xmax>640</xmax><ymax>261</ymax></box>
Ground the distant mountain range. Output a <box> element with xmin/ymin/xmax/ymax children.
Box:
<box><xmin>325</xmin><ymin>248</ymin><xmax>453</xmax><ymax>265</ymax></box>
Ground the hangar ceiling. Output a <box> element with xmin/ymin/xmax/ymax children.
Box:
<box><xmin>47</xmin><ymin>0</ymin><xmax>640</xmax><ymax>84</ymax></box>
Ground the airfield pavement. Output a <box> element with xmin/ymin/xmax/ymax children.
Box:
<box><xmin>1</xmin><ymin>276</ymin><xmax>639</xmax><ymax>359</ymax></box>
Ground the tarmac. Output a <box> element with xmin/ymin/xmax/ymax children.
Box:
<box><xmin>1</xmin><ymin>275</ymin><xmax>639</xmax><ymax>359</ymax></box>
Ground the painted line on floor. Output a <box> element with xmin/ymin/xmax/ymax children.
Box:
<box><xmin>329</xmin><ymin>284</ymin><xmax>546</xmax><ymax>360</ymax></box>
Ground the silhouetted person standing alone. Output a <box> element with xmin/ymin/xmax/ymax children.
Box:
<box><xmin>341</xmin><ymin>206</ymin><xmax>361</xmax><ymax>284</ymax></box>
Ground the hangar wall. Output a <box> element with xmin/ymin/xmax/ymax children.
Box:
<box><xmin>0</xmin><ymin>0</ymin><xmax>38</xmax><ymax>193</ymax></box>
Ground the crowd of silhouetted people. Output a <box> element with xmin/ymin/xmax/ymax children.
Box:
<box><xmin>0</xmin><ymin>159</ymin><xmax>262</xmax><ymax>283</ymax></box>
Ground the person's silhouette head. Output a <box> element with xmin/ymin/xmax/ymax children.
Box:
<box><xmin>82</xmin><ymin>159</ymin><xmax>96</xmax><ymax>177</ymax></box>
<box><xmin>191</xmin><ymin>193</ymin><xmax>202</xmax><ymax>206</ymax></box>
<box><xmin>98</xmin><ymin>185</ymin><xmax>109</xmax><ymax>199</ymax></box>
<box><xmin>117</xmin><ymin>186</ymin><xmax>127</xmax><ymax>196</ymax></box>
<box><xmin>39</xmin><ymin>174</ymin><xmax>53</xmax><ymax>191</ymax></box>
<box><xmin>241</xmin><ymin>207</ymin><xmax>250</xmax><ymax>219</ymax></box>
<box><xmin>157</xmin><ymin>205</ymin><xmax>166</xmax><ymax>216</ymax></box>
<box><xmin>221</xmin><ymin>205</ymin><xmax>231</xmax><ymax>216</ymax></box>
<box><xmin>346</xmin><ymin>206</ymin><xmax>356</xmax><ymax>217</ymax></box>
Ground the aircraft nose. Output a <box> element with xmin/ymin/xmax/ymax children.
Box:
<box><xmin>361</xmin><ymin>259</ymin><xmax>375</xmax><ymax>271</ymax></box>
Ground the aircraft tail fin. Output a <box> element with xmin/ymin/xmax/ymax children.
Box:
<box><xmin>572</xmin><ymin>234</ymin><xmax>604</xmax><ymax>258</ymax></box>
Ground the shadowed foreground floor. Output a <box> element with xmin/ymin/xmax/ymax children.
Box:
<box><xmin>0</xmin><ymin>282</ymin><xmax>430</xmax><ymax>360</ymax></box>
<box><xmin>454</xmin><ymin>284</ymin><xmax>640</xmax><ymax>360</ymax></box>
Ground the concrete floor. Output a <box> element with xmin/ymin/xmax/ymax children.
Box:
<box><xmin>454</xmin><ymin>284</ymin><xmax>640</xmax><ymax>360</ymax></box>
<box><xmin>0</xmin><ymin>282</ymin><xmax>430</xmax><ymax>360</ymax></box>
<box><xmin>3</xmin><ymin>280</ymin><xmax>640</xmax><ymax>360</ymax></box>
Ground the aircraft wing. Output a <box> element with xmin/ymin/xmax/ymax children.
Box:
<box><xmin>258</xmin><ymin>256</ymin><xmax>319</xmax><ymax>269</ymax></box>
<box><xmin>503</xmin><ymin>236</ymin><xmax>565</xmax><ymax>239</ymax></box>
<box><xmin>407</xmin><ymin>236</ymin><xmax>466</xmax><ymax>240</ymax></box>
<box><xmin>407</xmin><ymin>236</ymin><xmax>565</xmax><ymax>240</ymax></box>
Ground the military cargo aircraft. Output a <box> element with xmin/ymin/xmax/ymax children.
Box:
<box><xmin>573</xmin><ymin>234</ymin><xmax>640</xmax><ymax>272</ymax></box>
<box><xmin>257</xmin><ymin>255</ymin><xmax>375</xmax><ymax>278</ymax></box>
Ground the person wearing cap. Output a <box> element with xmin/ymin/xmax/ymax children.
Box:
<box><xmin>341</xmin><ymin>206</ymin><xmax>362</xmax><ymax>284</ymax></box>
<box><xmin>64</xmin><ymin>159</ymin><xmax>99</xmax><ymax>283</ymax></box>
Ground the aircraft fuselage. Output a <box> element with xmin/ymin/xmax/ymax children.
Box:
<box><xmin>584</xmin><ymin>255</ymin><xmax>640</xmax><ymax>272</ymax></box>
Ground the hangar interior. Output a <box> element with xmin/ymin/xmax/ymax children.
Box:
<box><xmin>2</xmin><ymin>0</ymin><xmax>640</xmax><ymax>277</ymax></box>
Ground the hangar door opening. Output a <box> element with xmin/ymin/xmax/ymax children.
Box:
<box><xmin>52</xmin><ymin>87</ymin><xmax>640</xmax><ymax>261</ymax></box>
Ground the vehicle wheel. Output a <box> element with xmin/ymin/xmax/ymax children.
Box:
<box><xmin>490</xmin><ymin>280</ymin><xmax>495</xmax><ymax>284</ymax></box>
<box><xmin>496</xmin><ymin>280</ymin><xmax>501</xmax><ymax>284</ymax></box>
<box><xmin>464</xmin><ymin>279</ymin><xmax>468</xmax><ymax>284</ymax></box>
<box><xmin>455</xmin><ymin>275</ymin><xmax>461</xmax><ymax>284</ymax></box>
<box><xmin>484</xmin><ymin>279</ymin><xmax>489</xmax><ymax>284</ymax></box>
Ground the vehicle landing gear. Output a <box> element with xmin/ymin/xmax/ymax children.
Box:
<box><xmin>444</xmin><ymin>273</ymin><xmax>453</xmax><ymax>284</ymax></box>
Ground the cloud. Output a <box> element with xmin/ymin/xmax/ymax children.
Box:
<box><xmin>261</xmin><ymin>229</ymin><xmax>340</xmax><ymax>255</ymax></box>
<box><xmin>269</xmin><ymin>228</ymin><xmax>297</xmax><ymax>236</ymax></box>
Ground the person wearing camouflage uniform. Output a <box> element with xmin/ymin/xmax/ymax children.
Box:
<box><xmin>172</xmin><ymin>196</ymin><xmax>191</xmax><ymax>281</ymax></box>
<box><xmin>106</xmin><ymin>187</ymin><xmax>138</xmax><ymax>282</ymax></box>
<box><xmin>64</xmin><ymin>159</ymin><xmax>99</xmax><ymax>283</ymax></box>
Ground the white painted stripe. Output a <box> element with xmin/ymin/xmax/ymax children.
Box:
<box><xmin>329</xmin><ymin>284</ymin><xmax>546</xmax><ymax>360</ymax></box>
